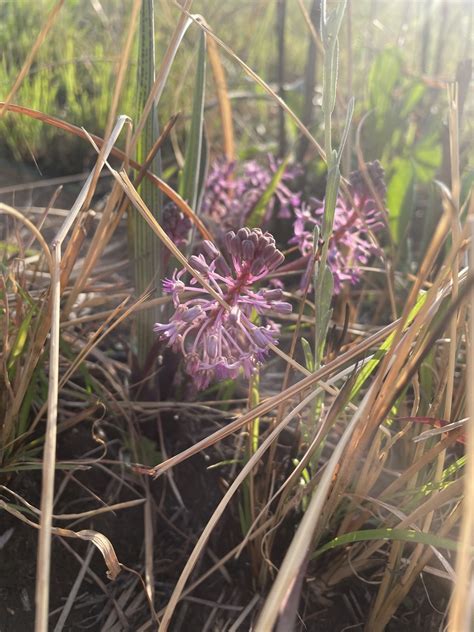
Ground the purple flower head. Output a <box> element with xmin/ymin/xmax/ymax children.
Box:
<box><xmin>154</xmin><ymin>228</ymin><xmax>291</xmax><ymax>390</ymax></box>
<box><xmin>291</xmin><ymin>161</ymin><xmax>386</xmax><ymax>293</ymax></box>
<box><xmin>201</xmin><ymin>155</ymin><xmax>302</xmax><ymax>234</ymax></box>
<box><xmin>163</xmin><ymin>201</ymin><xmax>192</xmax><ymax>249</ymax></box>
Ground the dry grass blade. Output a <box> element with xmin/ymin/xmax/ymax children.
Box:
<box><xmin>207</xmin><ymin>34</ymin><xmax>235</xmax><ymax>161</ymax></box>
<box><xmin>448</xmin><ymin>199</ymin><xmax>474</xmax><ymax>631</ymax></box>
<box><xmin>35</xmin><ymin>245</ymin><xmax>60</xmax><ymax>632</ymax></box>
<box><xmin>158</xmin><ymin>387</ymin><xmax>324</xmax><ymax>631</ymax></box>
<box><xmin>1</xmin><ymin>500</ymin><xmax>121</xmax><ymax>581</ymax></box>
<box><xmin>52</xmin><ymin>545</ymin><xmax>95</xmax><ymax>632</ymax></box>
<box><xmin>255</xmin><ymin>389</ymin><xmax>372</xmax><ymax>632</ymax></box>
<box><xmin>35</xmin><ymin>115</ymin><xmax>131</xmax><ymax>632</ymax></box>
<box><xmin>0</xmin><ymin>102</ymin><xmax>211</xmax><ymax>240</ymax></box>
<box><xmin>175</xmin><ymin>4</ymin><xmax>326</xmax><ymax>163</ymax></box>
<box><xmin>103</xmin><ymin>0</ymin><xmax>142</xmax><ymax>140</ymax></box>
<box><xmin>63</xmin><ymin>294</ymin><xmax>172</xmax><ymax>327</ymax></box>
<box><xmin>1</xmin><ymin>485</ymin><xmax>145</xmax><ymax>522</ymax></box>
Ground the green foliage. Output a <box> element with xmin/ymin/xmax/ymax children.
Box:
<box><xmin>301</xmin><ymin>338</ymin><xmax>315</xmax><ymax>373</ymax></box>
<box><xmin>314</xmin><ymin>527</ymin><xmax>467</xmax><ymax>559</ymax></box>
<box><xmin>0</xmin><ymin>0</ymin><xmax>135</xmax><ymax>168</ymax></box>
<box><xmin>178</xmin><ymin>30</ymin><xmax>207</xmax><ymax>214</ymax></box>
<box><xmin>247</xmin><ymin>155</ymin><xmax>290</xmax><ymax>229</ymax></box>
<box><xmin>130</xmin><ymin>0</ymin><xmax>163</xmax><ymax>373</ymax></box>
<box><xmin>364</xmin><ymin>49</ymin><xmax>443</xmax><ymax>249</ymax></box>
<box><xmin>386</xmin><ymin>157</ymin><xmax>415</xmax><ymax>244</ymax></box>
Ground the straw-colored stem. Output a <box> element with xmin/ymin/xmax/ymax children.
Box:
<box><xmin>448</xmin><ymin>197</ymin><xmax>474</xmax><ymax>631</ymax></box>
<box><xmin>35</xmin><ymin>245</ymin><xmax>60</xmax><ymax>632</ymax></box>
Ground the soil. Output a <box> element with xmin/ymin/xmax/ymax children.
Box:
<box><xmin>0</xmin><ymin>425</ymin><xmax>451</xmax><ymax>632</ymax></box>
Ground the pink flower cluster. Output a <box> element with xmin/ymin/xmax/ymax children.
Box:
<box><xmin>154</xmin><ymin>228</ymin><xmax>291</xmax><ymax>390</ymax></box>
<box><xmin>202</xmin><ymin>155</ymin><xmax>301</xmax><ymax>230</ymax></box>
<box><xmin>291</xmin><ymin>161</ymin><xmax>386</xmax><ymax>292</ymax></box>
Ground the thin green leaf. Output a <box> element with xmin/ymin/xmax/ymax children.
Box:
<box><xmin>247</xmin><ymin>156</ymin><xmax>290</xmax><ymax>229</ymax></box>
<box><xmin>322</xmin><ymin>158</ymin><xmax>340</xmax><ymax>238</ymax></box>
<box><xmin>313</xmin><ymin>528</ymin><xmax>469</xmax><ymax>559</ymax></box>
<box><xmin>178</xmin><ymin>30</ymin><xmax>207</xmax><ymax>211</ymax></box>
<box><xmin>301</xmin><ymin>338</ymin><xmax>315</xmax><ymax>373</ymax></box>
<box><xmin>315</xmin><ymin>264</ymin><xmax>333</xmax><ymax>364</ymax></box>
<box><xmin>336</xmin><ymin>97</ymin><xmax>354</xmax><ymax>165</ymax></box>
<box><xmin>249</xmin><ymin>372</ymin><xmax>260</xmax><ymax>453</ymax></box>
<box><xmin>131</xmin><ymin>0</ymin><xmax>164</xmax><ymax>369</ymax></box>
<box><xmin>350</xmin><ymin>291</ymin><xmax>427</xmax><ymax>400</ymax></box>
<box><xmin>7</xmin><ymin>307</ymin><xmax>35</xmax><ymax>373</ymax></box>
<box><xmin>386</xmin><ymin>157</ymin><xmax>416</xmax><ymax>244</ymax></box>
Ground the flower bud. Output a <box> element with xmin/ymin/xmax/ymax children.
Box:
<box><xmin>262</xmin><ymin>289</ymin><xmax>283</xmax><ymax>301</ymax></box>
<box><xmin>224</xmin><ymin>230</ymin><xmax>236</xmax><ymax>252</ymax></box>
<box><xmin>272</xmin><ymin>301</ymin><xmax>292</xmax><ymax>315</ymax></box>
<box><xmin>251</xmin><ymin>326</ymin><xmax>272</xmax><ymax>348</ymax></box>
<box><xmin>250</xmin><ymin>257</ymin><xmax>265</xmax><ymax>276</ymax></box>
<box><xmin>242</xmin><ymin>239</ymin><xmax>255</xmax><ymax>261</ymax></box>
<box><xmin>262</xmin><ymin>243</ymin><xmax>276</xmax><ymax>261</ymax></box>
<box><xmin>189</xmin><ymin>255</ymin><xmax>209</xmax><ymax>275</ymax></box>
<box><xmin>266</xmin><ymin>250</ymin><xmax>285</xmax><ymax>271</ymax></box>
<box><xmin>207</xmin><ymin>334</ymin><xmax>219</xmax><ymax>359</ymax></box>
<box><xmin>237</xmin><ymin>227</ymin><xmax>250</xmax><ymax>241</ymax></box>
<box><xmin>182</xmin><ymin>306</ymin><xmax>203</xmax><ymax>322</ymax></box>
<box><xmin>215</xmin><ymin>255</ymin><xmax>232</xmax><ymax>277</ymax></box>
<box><xmin>230</xmin><ymin>235</ymin><xmax>242</xmax><ymax>258</ymax></box>
<box><xmin>202</xmin><ymin>240</ymin><xmax>220</xmax><ymax>260</ymax></box>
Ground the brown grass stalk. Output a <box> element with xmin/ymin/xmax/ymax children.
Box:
<box><xmin>175</xmin><ymin>4</ymin><xmax>327</xmax><ymax>163</ymax></box>
<box><xmin>448</xmin><ymin>196</ymin><xmax>474</xmax><ymax>630</ymax></box>
<box><xmin>103</xmin><ymin>0</ymin><xmax>142</xmax><ymax>141</ymax></box>
<box><xmin>0</xmin><ymin>103</ymin><xmax>212</xmax><ymax>240</ymax></box>
<box><xmin>207</xmin><ymin>35</ymin><xmax>235</xmax><ymax>161</ymax></box>
<box><xmin>34</xmin><ymin>116</ymin><xmax>131</xmax><ymax>632</ymax></box>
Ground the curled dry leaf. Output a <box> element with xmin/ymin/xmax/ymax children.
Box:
<box><xmin>0</xmin><ymin>500</ymin><xmax>121</xmax><ymax>580</ymax></box>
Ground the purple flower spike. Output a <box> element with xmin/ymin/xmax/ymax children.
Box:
<box><xmin>154</xmin><ymin>228</ymin><xmax>291</xmax><ymax>390</ymax></box>
<box><xmin>291</xmin><ymin>161</ymin><xmax>386</xmax><ymax>293</ymax></box>
<box><xmin>201</xmin><ymin>155</ymin><xmax>302</xmax><ymax>234</ymax></box>
<box><xmin>163</xmin><ymin>202</ymin><xmax>192</xmax><ymax>248</ymax></box>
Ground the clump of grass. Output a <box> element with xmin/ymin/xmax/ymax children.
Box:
<box><xmin>0</xmin><ymin>1</ymin><xmax>472</xmax><ymax>631</ymax></box>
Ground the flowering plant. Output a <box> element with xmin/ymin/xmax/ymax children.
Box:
<box><xmin>154</xmin><ymin>228</ymin><xmax>291</xmax><ymax>390</ymax></box>
<box><xmin>202</xmin><ymin>155</ymin><xmax>302</xmax><ymax>229</ymax></box>
<box><xmin>291</xmin><ymin>161</ymin><xmax>386</xmax><ymax>292</ymax></box>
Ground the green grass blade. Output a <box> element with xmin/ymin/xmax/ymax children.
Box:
<box><xmin>337</xmin><ymin>96</ymin><xmax>354</xmax><ymax>165</ymax></box>
<box><xmin>247</xmin><ymin>155</ymin><xmax>290</xmax><ymax>228</ymax></box>
<box><xmin>7</xmin><ymin>306</ymin><xmax>35</xmax><ymax>375</ymax></box>
<box><xmin>349</xmin><ymin>291</ymin><xmax>427</xmax><ymax>400</ymax></box>
<box><xmin>130</xmin><ymin>0</ymin><xmax>163</xmax><ymax>375</ymax></box>
<box><xmin>313</xmin><ymin>528</ymin><xmax>468</xmax><ymax>559</ymax></box>
<box><xmin>179</xmin><ymin>30</ymin><xmax>207</xmax><ymax>212</ymax></box>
